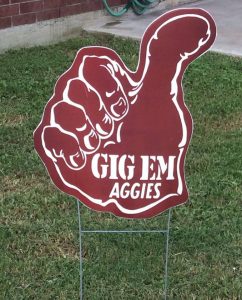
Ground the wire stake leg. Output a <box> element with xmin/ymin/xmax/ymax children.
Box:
<box><xmin>164</xmin><ymin>208</ymin><xmax>172</xmax><ymax>300</ymax></box>
<box><xmin>77</xmin><ymin>200</ymin><xmax>83</xmax><ymax>300</ymax></box>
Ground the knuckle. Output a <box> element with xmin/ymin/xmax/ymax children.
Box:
<box><xmin>52</xmin><ymin>100</ymin><xmax>101</xmax><ymax>154</ymax></box>
<box><xmin>81</xmin><ymin>56</ymin><xmax>129</xmax><ymax>120</ymax></box>
<box><xmin>43</xmin><ymin>126</ymin><xmax>86</xmax><ymax>170</ymax></box>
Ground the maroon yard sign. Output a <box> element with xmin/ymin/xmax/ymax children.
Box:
<box><xmin>34</xmin><ymin>8</ymin><xmax>216</xmax><ymax>218</ymax></box>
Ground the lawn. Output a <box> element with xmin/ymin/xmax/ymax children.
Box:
<box><xmin>0</xmin><ymin>32</ymin><xmax>241</xmax><ymax>299</ymax></box>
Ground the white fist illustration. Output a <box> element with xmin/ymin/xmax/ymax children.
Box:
<box><xmin>43</xmin><ymin>54</ymin><xmax>136</xmax><ymax>170</ymax></box>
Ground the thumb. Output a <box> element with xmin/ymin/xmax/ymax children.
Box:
<box><xmin>137</xmin><ymin>8</ymin><xmax>216</xmax><ymax>84</ymax></box>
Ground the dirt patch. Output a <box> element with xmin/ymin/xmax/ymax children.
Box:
<box><xmin>208</xmin><ymin>113</ymin><xmax>242</xmax><ymax>132</ymax></box>
<box><xmin>1</xmin><ymin>114</ymin><xmax>26</xmax><ymax>127</ymax></box>
<box><xmin>34</xmin><ymin>235</ymin><xmax>79</xmax><ymax>260</ymax></box>
<box><xmin>1</xmin><ymin>173</ymin><xmax>53</xmax><ymax>195</ymax></box>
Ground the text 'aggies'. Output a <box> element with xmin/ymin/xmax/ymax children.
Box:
<box><xmin>92</xmin><ymin>153</ymin><xmax>176</xmax><ymax>199</ymax></box>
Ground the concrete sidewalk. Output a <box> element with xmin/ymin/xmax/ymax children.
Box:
<box><xmin>83</xmin><ymin>0</ymin><xmax>242</xmax><ymax>57</ymax></box>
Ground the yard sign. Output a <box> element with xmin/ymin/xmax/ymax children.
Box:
<box><xmin>34</xmin><ymin>8</ymin><xmax>216</xmax><ymax>218</ymax></box>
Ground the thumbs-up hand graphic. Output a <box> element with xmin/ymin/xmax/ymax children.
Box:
<box><xmin>34</xmin><ymin>8</ymin><xmax>216</xmax><ymax>218</ymax></box>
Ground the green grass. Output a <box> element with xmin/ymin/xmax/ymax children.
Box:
<box><xmin>0</xmin><ymin>32</ymin><xmax>241</xmax><ymax>299</ymax></box>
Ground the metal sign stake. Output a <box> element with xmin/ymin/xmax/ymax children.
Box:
<box><xmin>77</xmin><ymin>200</ymin><xmax>83</xmax><ymax>300</ymax></box>
<box><xmin>77</xmin><ymin>200</ymin><xmax>172</xmax><ymax>300</ymax></box>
